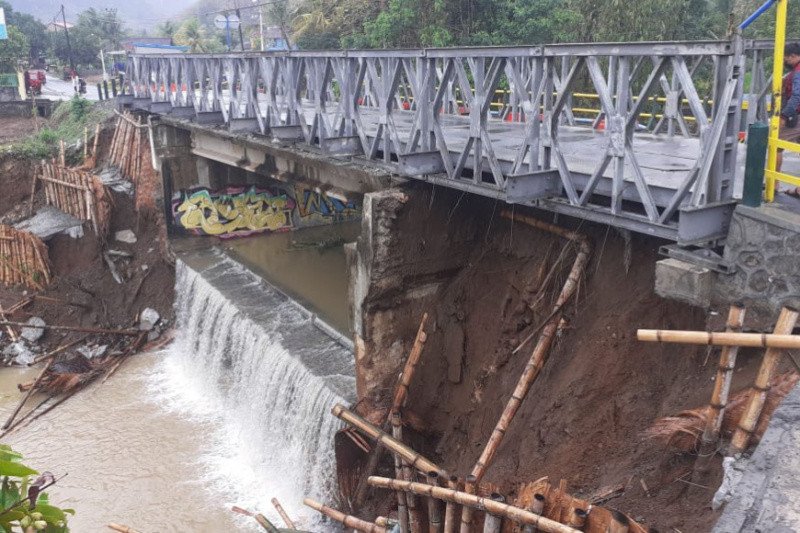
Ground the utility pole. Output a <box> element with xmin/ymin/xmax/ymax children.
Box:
<box><xmin>259</xmin><ymin>8</ymin><xmax>265</xmax><ymax>51</ymax></box>
<box><xmin>235</xmin><ymin>7</ymin><xmax>245</xmax><ymax>51</ymax></box>
<box><xmin>60</xmin><ymin>5</ymin><xmax>75</xmax><ymax>73</ymax></box>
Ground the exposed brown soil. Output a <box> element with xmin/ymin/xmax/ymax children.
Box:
<box><xmin>358</xmin><ymin>186</ymin><xmax>789</xmax><ymax>532</ymax></box>
<box><xmin>0</xmin><ymin>133</ymin><xmax>175</xmax><ymax>357</ymax></box>
<box><xmin>0</xmin><ymin>116</ymin><xmax>47</xmax><ymax>145</ymax></box>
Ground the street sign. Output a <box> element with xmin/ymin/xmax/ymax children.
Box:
<box><xmin>214</xmin><ymin>13</ymin><xmax>240</xmax><ymax>29</ymax></box>
<box><xmin>0</xmin><ymin>8</ymin><xmax>8</xmax><ymax>40</ymax></box>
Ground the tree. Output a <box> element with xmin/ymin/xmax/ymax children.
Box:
<box><xmin>0</xmin><ymin>1</ymin><xmax>47</xmax><ymax>63</ymax></box>
<box><xmin>156</xmin><ymin>21</ymin><xmax>178</xmax><ymax>40</ymax></box>
<box><xmin>0</xmin><ymin>26</ymin><xmax>29</xmax><ymax>71</ymax></box>
<box><xmin>174</xmin><ymin>18</ymin><xmax>223</xmax><ymax>53</ymax></box>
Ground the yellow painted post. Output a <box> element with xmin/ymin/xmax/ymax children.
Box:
<box><xmin>766</xmin><ymin>0</ymin><xmax>788</xmax><ymax>201</ymax></box>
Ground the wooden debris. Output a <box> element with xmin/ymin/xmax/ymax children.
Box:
<box><xmin>271</xmin><ymin>497</ymin><xmax>297</xmax><ymax>529</ymax></box>
<box><xmin>584</xmin><ymin>483</ymin><xmax>625</xmax><ymax>505</ymax></box>
<box><xmin>303</xmin><ymin>498</ymin><xmax>386</xmax><ymax>533</ymax></box>
<box><xmin>107</xmin><ymin>524</ymin><xmax>140</xmax><ymax>533</ymax></box>
<box><xmin>109</xmin><ymin>110</ymin><xmax>149</xmax><ymax>181</ymax></box>
<box><xmin>0</xmin><ymin>225</ymin><xmax>51</xmax><ymax>290</ymax></box>
<box><xmin>0</xmin><ymin>320</ymin><xmax>139</xmax><ymax>336</ymax></box>
<box><xmin>2</xmin><ymin>357</ymin><xmax>55</xmax><ymax>429</ymax></box>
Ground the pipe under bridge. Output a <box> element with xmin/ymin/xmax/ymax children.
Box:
<box><xmin>122</xmin><ymin>37</ymin><xmax>775</xmax><ymax>243</ymax></box>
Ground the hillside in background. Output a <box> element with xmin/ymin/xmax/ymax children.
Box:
<box><xmin>7</xmin><ymin>0</ymin><xmax>197</xmax><ymax>31</ymax></box>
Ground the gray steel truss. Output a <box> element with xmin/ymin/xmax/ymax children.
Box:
<box><xmin>125</xmin><ymin>37</ymin><xmax>766</xmax><ymax>243</ymax></box>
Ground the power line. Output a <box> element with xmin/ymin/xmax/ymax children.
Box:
<box><xmin>200</xmin><ymin>0</ymin><xmax>287</xmax><ymax>17</ymax></box>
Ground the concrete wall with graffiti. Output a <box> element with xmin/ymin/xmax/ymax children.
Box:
<box><xmin>172</xmin><ymin>182</ymin><xmax>361</xmax><ymax>238</ymax></box>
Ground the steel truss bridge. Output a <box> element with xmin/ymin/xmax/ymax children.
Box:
<box><xmin>123</xmin><ymin>37</ymin><xmax>775</xmax><ymax>242</ymax></box>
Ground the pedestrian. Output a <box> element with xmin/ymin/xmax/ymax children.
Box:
<box><xmin>776</xmin><ymin>41</ymin><xmax>800</xmax><ymax>196</ymax></box>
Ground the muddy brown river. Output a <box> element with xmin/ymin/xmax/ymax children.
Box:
<box><xmin>0</xmin><ymin>227</ymin><xmax>358</xmax><ymax>532</ymax></box>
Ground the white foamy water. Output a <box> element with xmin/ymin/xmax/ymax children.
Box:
<box><xmin>149</xmin><ymin>255</ymin><xmax>356</xmax><ymax>528</ymax></box>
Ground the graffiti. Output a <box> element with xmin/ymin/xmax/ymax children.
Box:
<box><xmin>173</xmin><ymin>186</ymin><xmax>295</xmax><ymax>237</ymax></box>
<box><xmin>295</xmin><ymin>185</ymin><xmax>360</xmax><ymax>222</ymax></box>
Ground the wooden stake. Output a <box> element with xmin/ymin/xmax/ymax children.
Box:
<box><xmin>391</xmin><ymin>313</ymin><xmax>429</xmax><ymax>413</ymax></box>
<box><xmin>390</xmin><ymin>413</ymin><xmax>410</xmax><ymax>533</ymax></box>
<box><xmin>93</xmin><ymin>123</ymin><xmax>101</xmax><ymax>159</ymax></box>
<box><xmin>694</xmin><ymin>304</ymin><xmax>746</xmax><ymax>479</ymax></box>
<box><xmin>443</xmin><ymin>475</ymin><xmax>460</xmax><ymax>533</ymax></box>
<box><xmin>637</xmin><ymin>328</ymin><xmax>800</xmax><ymax>349</ymax></box>
<box><xmin>83</xmin><ymin>126</ymin><xmax>88</xmax><ymax>159</ymax></box>
<box><xmin>107</xmin><ymin>524</ymin><xmax>141</xmax><ymax>533</ymax></box>
<box><xmin>0</xmin><ymin>321</ymin><xmax>139</xmax><ymax>336</ymax></box>
<box><xmin>426</xmin><ymin>472</ymin><xmax>444</xmax><ymax>533</ymax></box>
<box><xmin>28</xmin><ymin>166</ymin><xmax>38</xmax><ymax>217</ymax></box>
<box><xmin>303</xmin><ymin>498</ymin><xmax>386</xmax><ymax>533</ymax></box>
<box><xmin>729</xmin><ymin>306</ymin><xmax>799</xmax><ymax>455</ymax></box>
<box><xmin>368</xmin><ymin>477</ymin><xmax>580</xmax><ymax>533</ymax></box>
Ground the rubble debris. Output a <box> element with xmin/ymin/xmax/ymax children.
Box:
<box><xmin>115</xmin><ymin>229</ymin><xmax>137</xmax><ymax>244</ymax></box>
<box><xmin>138</xmin><ymin>308</ymin><xmax>160</xmax><ymax>331</ymax></box>
<box><xmin>0</xmin><ymin>225</ymin><xmax>52</xmax><ymax>290</ymax></box>
<box><xmin>3</xmin><ymin>341</ymin><xmax>34</xmax><ymax>366</ymax></box>
<box><xmin>21</xmin><ymin>317</ymin><xmax>46</xmax><ymax>342</ymax></box>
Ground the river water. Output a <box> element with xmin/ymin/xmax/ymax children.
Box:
<box><xmin>0</xmin><ymin>227</ymin><xmax>357</xmax><ymax>532</ymax></box>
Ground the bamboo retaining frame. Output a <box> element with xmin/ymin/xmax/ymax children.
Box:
<box><xmin>270</xmin><ymin>498</ymin><xmax>296</xmax><ymax>529</ymax></box>
<box><xmin>729</xmin><ymin>306</ymin><xmax>799</xmax><ymax>455</ymax></box>
<box><xmin>0</xmin><ymin>225</ymin><xmax>51</xmax><ymax>290</ymax></box>
<box><xmin>35</xmin><ymin>162</ymin><xmax>113</xmax><ymax>238</ymax></box>
<box><xmin>109</xmin><ymin>110</ymin><xmax>149</xmax><ymax>181</ymax></box>
<box><xmin>367</xmin><ymin>477</ymin><xmax>580</xmax><ymax>533</ymax></box>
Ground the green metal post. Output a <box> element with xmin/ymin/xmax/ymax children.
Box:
<box><xmin>743</xmin><ymin>122</ymin><xmax>769</xmax><ymax>207</ymax></box>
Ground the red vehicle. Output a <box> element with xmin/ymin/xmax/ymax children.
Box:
<box><xmin>24</xmin><ymin>70</ymin><xmax>45</xmax><ymax>95</ymax></box>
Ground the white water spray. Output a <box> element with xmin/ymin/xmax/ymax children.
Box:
<box><xmin>150</xmin><ymin>251</ymin><xmax>355</xmax><ymax>528</ymax></box>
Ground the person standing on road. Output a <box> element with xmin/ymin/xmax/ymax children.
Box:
<box><xmin>776</xmin><ymin>42</ymin><xmax>800</xmax><ymax>196</ymax></box>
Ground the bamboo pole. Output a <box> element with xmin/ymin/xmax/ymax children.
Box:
<box><xmin>303</xmin><ymin>498</ymin><xmax>386</xmax><ymax>533</ymax></box>
<box><xmin>462</xmin><ymin>211</ymin><xmax>591</xmax><ymax>529</ymax></box>
<box><xmin>254</xmin><ymin>514</ymin><xmax>280</xmax><ymax>532</ymax></box>
<box><xmin>390</xmin><ymin>413</ymin><xmax>410</xmax><ymax>533</ymax></box>
<box><xmin>59</xmin><ymin>140</ymin><xmax>65</xmax><ymax>167</ymax></box>
<box><xmin>331</xmin><ymin>404</ymin><xmax>448</xmax><ymax>478</ymax></box>
<box><xmin>0</xmin><ymin>321</ymin><xmax>139</xmax><ymax>336</ymax></box>
<box><xmin>606</xmin><ymin>510</ymin><xmax>630</xmax><ymax>533</ymax></box>
<box><xmin>443</xmin><ymin>475</ymin><xmax>460</xmax><ymax>533</ymax></box>
<box><xmin>729</xmin><ymin>306</ymin><xmax>799</xmax><ymax>455</ymax></box>
<box><xmin>482</xmin><ymin>493</ymin><xmax>505</xmax><ymax>533</ymax></box>
<box><xmin>368</xmin><ymin>477</ymin><xmax>579</xmax><ymax>533</ymax></box>
<box><xmin>92</xmin><ymin>123</ymin><xmax>101</xmax><ymax>159</ymax></box>
<box><xmin>391</xmin><ymin>313</ymin><xmax>429</xmax><ymax>413</ymax></box>
<box><xmin>694</xmin><ymin>304</ymin><xmax>746</xmax><ymax>479</ymax></box>
<box><xmin>637</xmin><ymin>329</ymin><xmax>800</xmax><ymax>349</ymax></box>
<box><xmin>83</xmin><ymin>126</ymin><xmax>88</xmax><ymax>159</ymax></box>
<box><xmin>521</xmin><ymin>493</ymin><xmax>545</xmax><ymax>533</ymax></box>
<box><xmin>270</xmin><ymin>498</ymin><xmax>296</xmax><ymax>529</ymax></box>
<box><xmin>28</xmin><ymin>166</ymin><xmax>38</xmax><ymax>217</ymax></box>
<box><xmin>426</xmin><ymin>472</ymin><xmax>444</xmax><ymax>533</ymax></box>
<box><xmin>107</xmin><ymin>524</ymin><xmax>140</xmax><ymax>533</ymax></box>
<box><xmin>30</xmin><ymin>336</ymin><xmax>87</xmax><ymax>366</ymax></box>
<box><xmin>2</xmin><ymin>356</ymin><xmax>54</xmax><ymax>429</ymax></box>
<box><xmin>0</xmin><ymin>303</ymin><xmax>17</xmax><ymax>342</ymax></box>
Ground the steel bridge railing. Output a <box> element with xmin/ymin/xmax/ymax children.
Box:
<box><xmin>125</xmin><ymin>38</ymin><xmax>762</xmax><ymax>241</ymax></box>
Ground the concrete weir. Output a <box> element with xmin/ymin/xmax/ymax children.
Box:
<box><xmin>172</xmin><ymin>246</ymin><xmax>355</xmax><ymax>510</ymax></box>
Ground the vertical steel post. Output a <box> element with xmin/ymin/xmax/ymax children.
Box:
<box><xmin>743</xmin><ymin>122</ymin><xmax>769</xmax><ymax>206</ymax></box>
<box><xmin>765</xmin><ymin>0</ymin><xmax>787</xmax><ymax>201</ymax></box>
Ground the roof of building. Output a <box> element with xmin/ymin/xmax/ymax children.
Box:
<box><xmin>121</xmin><ymin>37</ymin><xmax>173</xmax><ymax>46</ymax></box>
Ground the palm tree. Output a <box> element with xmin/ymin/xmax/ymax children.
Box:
<box><xmin>156</xmin><ymin>21</ymin><xmax>178</xmax><ymax>40</ymax></box>
<box><xmin>174</xmin><ymin>19</ymin><xmax>208</xmax><ymax>53</ymax></box>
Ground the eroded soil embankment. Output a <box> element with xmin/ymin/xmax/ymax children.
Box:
<box><xmin>356</xmin><ymin>186</ymin><xmax>781</xmax><ymax>532</ymax></box>
<box><xmin>0</xmin><ymin>151</ymin><xmax>175</xmax><ymax>353</ymax></box>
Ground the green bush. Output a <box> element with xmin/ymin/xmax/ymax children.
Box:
<box><xmin>4</xmin><ymin>96</ymin><xmax>110</xmax><ymax>162</ymax></box>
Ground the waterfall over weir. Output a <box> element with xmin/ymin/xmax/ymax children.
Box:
<box><xmin>160</xmin><ymin>248</ymin><xmax>356</xmax><ymax>526</ymax></box>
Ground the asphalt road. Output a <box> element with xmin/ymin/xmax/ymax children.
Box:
<box><xmin>40</xmin><ymin>74</ymin><xmax>100</xmax><ymax>101</ymax></box>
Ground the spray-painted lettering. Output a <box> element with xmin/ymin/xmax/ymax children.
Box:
<box><xmin>294</xmin><ymin>185</ymin><xmax>360</xmax><ymax>222</ymax></box>
<box><xmin>174</xmin><ymin>186</ymin><xmax>295</xmax><ymax>237</ymax></box>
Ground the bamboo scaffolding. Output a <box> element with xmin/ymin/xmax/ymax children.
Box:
<box><xmin>390</xmin><ymin>412</ymin><xmax>410</xmax><ymax>533</ymax></box>
<box><xmin>637</xmin><ymin>328</ymin><xmax>800</xmax><ymax>349</ymax></box>
<box><xmin>331</xmin><ymin>404</ymin><xmax>448</xmax><ymax>478</ymax></box>
<box><xmin>0</xmin><ymin>226</ymin><xmax>50</xmax><ymax>290</ymax></box>
<box><xmin>303</xmin><ymin>498</ymin><xmax>386</xmax><ymax>533</ymax></box>
<box><xmin>521</xmin><ymin>493</ymin><xmax>545</xmax><ymax>533</ymax></box>
<box><xmin>368</xmin><ymin>477</ymin><xmax>580</xmax><ymax>533</ymax></box>
<box><xmin>392</xmin><ymin>313</ymin><xmax>429</xmax><ymax>413</ymax></box>
<box><xmin>461</xmin><ymin>211</ymin><xmax>591</xmax><ymax>530</ymax></box>
<box><xmin>270</xmin><ymin>498</ymin><xmax>296</xmax><ymax>529</ymax></box>
<box><xmin>729</xmin><ymin>306</ymin><xmax>799</xmax><ymax>455</ymax></box>
<box><xmin>693</xmin><ymin>304</ymin><xmax>746</xmax><ymax>478</ymax></box>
